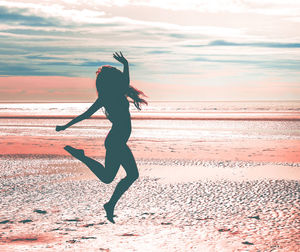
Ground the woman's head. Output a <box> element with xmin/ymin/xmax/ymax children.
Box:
<box><xmin>96</xmin><ymin>65</ymin><xmax>147</xmax><ymax>110</ymax></box>
<box><xmin>96</xmin><ymin>65</ymin><xmax>125</xmax><ymax>96</ymax></box>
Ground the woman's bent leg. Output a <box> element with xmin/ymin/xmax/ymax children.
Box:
<box><xmin>104</xmin><ymin>144</ymin><xmax>139</xmax><ymax>223</ymax></box>
<box><xmin>64</xmin><ymin>145</ymin><xmax>121</xmax><ymax>184</ymax></box>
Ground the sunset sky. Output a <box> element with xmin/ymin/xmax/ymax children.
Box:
<box><xmin>0</xmin><ymin>0</ymin><xmax>299</xmax><ymax>101</ymax></box>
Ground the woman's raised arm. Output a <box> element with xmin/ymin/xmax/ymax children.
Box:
<box><xmin>113</xmin><ymin>51</ymin><xmax>129</xmax><ymax>87</ymax></box>
<box><xmin>56</xmin><ymin>98</ymin><xmax>103</xmax><ymax>131</ymax></box>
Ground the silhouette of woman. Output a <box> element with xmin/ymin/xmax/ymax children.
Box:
<box><xmin>56</xmin><ymin>52</ymin><xmax>147</xmax><ymax>223</ymax></box>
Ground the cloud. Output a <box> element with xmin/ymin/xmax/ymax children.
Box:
<box><xmin>192</xmin><ymin>56</ymin><xmax>300</xmax><ymax>71</ymax></box>
<box><xmin>0</xmin><ymin>1</ymin><xmax>299</xmax><ymax>101</ymax></box>
<box><xmin>184</xmin><ymin>40</ymin><xmax>300</xmax><ymax>48</ymax></box>
<box><xmin>0</xmin><ymin>76</ymin><xmax>97</xmax><ymax>102</ymax></box>
<box><xmin>0</xmin><ymin>62</ymin><xmax>62</xmax><ymax>76</ymax></box>
<box><xmin>0</xmin><ymin>6</ymin><xmax>60</xmax><ymax>26</ymax></box>
<box><xmin>1</xmin><ymin>75</ymin><xmax>299</xmax><ymax>102</ymax></box>
<box><xmin>208</xmin><ymin>40</ymin><xmax>300</xmax><ymax>48</ymax></box>
<box><xmin>96</xmin><ymin>0</ymin><xmax>300</xmax><ymax>16</ymax></box>
<box><xmin>25</xmin><ymin>55</ymin><xmax>63</xmax><ymax>60</ymax></box>
<box><xmin>79</xmin><ymin>60</ymin><xmax>120</xmax><ymax>67</ymax></box>
<box><xmin>0</xmin><ymin>57</ymin><xmax>127</xmax><ymax>77</ymax></box>
<box><xmin>0</xmin><ymin>1</ymin><xmax>106</xmax><ymax>24</ymax></box>
<box><xmin>2</xmin><ymin>0</ymin><xmax>299</xmax><ymax>16</ymax></box>
<box><xmin>147</xmin><ymin>50</ymin><xmax>171</xmax><ymax>54</ymax></box>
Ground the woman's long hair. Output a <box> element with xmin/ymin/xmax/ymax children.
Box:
<box><xmin>96</xmin><ymin>65</ymin><xmax>147</xmax><ymax>110</ymax></box>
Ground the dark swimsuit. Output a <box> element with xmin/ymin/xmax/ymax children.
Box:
<box><xmin>104</xmin><ymin>96</ymin><xmax>131</xmax><ymax>150</ymax></box>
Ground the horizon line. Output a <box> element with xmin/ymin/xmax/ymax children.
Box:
<box><xmin>1</xmin><ymin>115</ymin><xmax>299</xmax><ymax>121</ymax></box>
<box><xmin>1</xmin><ymin>100</ymin><xmax>300</xmax><ymax>103</ymax></box>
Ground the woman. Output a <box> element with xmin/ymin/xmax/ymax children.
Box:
<box><xmin>56</xmin><ymin>52</ymin><xmax>147</xmax><ymax>223</ymax></box>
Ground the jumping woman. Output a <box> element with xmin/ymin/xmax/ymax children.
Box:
<box><xmin>56</xmin><ymin>52</ymin><xmax>147</xmax><ymax>223</ymax></box>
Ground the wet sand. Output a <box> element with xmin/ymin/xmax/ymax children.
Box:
<box><xmin>1</xmin><ymin>118</ymin><xmax>300</xmax><ymax>163</ymax></box>
<box><xmin>0</xmin><ymin>155</ymin><xmax>299</xmax><ymax>251</ymax></box>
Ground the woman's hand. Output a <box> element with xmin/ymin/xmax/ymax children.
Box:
<box><xmin>113</xmin><ymin>51</ymin><xmax>128</xmax><ymax>65</ymax></box>
<box><xmin>56</xmin><ymin>125</ymin><xmax>66</xmax><ymax>132</ymax></box>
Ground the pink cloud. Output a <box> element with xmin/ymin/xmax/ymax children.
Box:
<box><xmin>0</xmin><ymin>75</ymin><xmax>299</xmax><ymax>102</ymax></box>
<box><xmin>0</xmin><ymin>76</ymin><xmax>97</xmax><ymax>102</ymax></box>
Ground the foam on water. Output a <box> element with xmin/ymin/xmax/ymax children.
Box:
<box><xmin>0</xmin><ymin>101</ymin><xmax>300</xmax><ymax>119</ymax></box>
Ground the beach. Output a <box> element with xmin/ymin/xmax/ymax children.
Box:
<box><xmin>0</xmin><ymin>101</ymin><xmax>299</xmax><ymax>251</ymax></box>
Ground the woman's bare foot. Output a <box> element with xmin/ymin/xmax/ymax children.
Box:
<box><xmin>104</xmin><ymin>202</ymin><xmax>116</xmax><ymax>224</ymax></box>
<box><xmin>64</xmin><ymin>145</ymin><xmax>85</xmax><ymax>160</ymax></box>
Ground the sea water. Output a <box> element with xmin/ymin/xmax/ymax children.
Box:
<box><xmin>0</xmin><ymin>101</ymin><xmax>299</xmax><ymax>161</ymax></box>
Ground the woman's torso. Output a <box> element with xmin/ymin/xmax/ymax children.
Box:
<box><xmin>103</xmin><ymin>95</ymin><xmax>131</xmax><ymax>136</ymax></box>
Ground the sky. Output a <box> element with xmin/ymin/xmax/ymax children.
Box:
<box><xmin>0</xmin><ymin>0</ymin><xmax>299</xmax><ymax>102</ymax></box>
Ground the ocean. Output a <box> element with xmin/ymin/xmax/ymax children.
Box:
<box><xmin>0</xmin><ymin>101</ymin><xmax>299</xmax><ymax>119</ymax></box>
<box><xmin>0</xmin><ymin>101</ymin><xmax>299</xmax><ymax>162</ymax></box>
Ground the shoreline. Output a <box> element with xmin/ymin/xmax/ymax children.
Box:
<box><xmin>1</xmin><ymin>114</ymin><xmax>300</xmax><ymax>121</ymax></box>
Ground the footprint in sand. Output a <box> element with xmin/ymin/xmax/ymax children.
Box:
<box><xmin>218</xmin><ymin>228</ymin><xmax>231</xmax><ymax>232</ymax></box>
<box><xmin>19</xmin><ymin>219</ymin><xmax>33</xmax><ymax>224</ymax></box>
<box><xmin>66</xmin><ymin>239</ymin><xmax>78</xmax><ymax>243</ymax></box>
<box><xmin>242</xmin><ymin>241</ymin><xmax>254</xmax><ymax>245</ymax></box>
<box><xmin>161</xmin><ymin>222</ymin><xmax>172</xmax><ymax>225</ymax></box>
<box><xmin>0</xmin><ymin>220</ymin><xmax>13</xmax><ymax>224</ymax></box>
<box><xmin>34</xmin><ymin>209</ymin><xmax>47</xmax><ymax>214</ymax></box>
<box><xmin>64</xmin><ymin>218</ymin><xmax>82</xmax><ymax>222</ymax></box>
<box><xmin>248</xmin><ymin>215</ymin><xmax>260</xmax><ymax>220</ymax></box>
<box><xmin>120</xmin><ymin>233</ymin><xmax>139</xmax><ymax>236</ymax></box>
<box><xmin>82</xmin><ymin>223</ymin><xmax>94</xmax><ymax>227</ymax></box>
<box><xmin>80</xmin><ymin>236</ymin><xmax>97</xmax><ymax>239</ymax></box>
